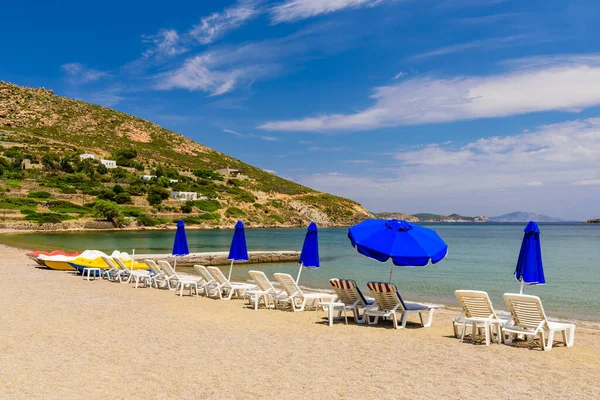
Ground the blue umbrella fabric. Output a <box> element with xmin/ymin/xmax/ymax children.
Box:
<box><xmin>515</xmin><ymin>221</ymin><xmax>545</xmax><ymax>293</ymax></box>
<box><xmin>172</xmin><ymin>219</ymin><xmax>189</xmax><ymax>269</ymax></box>
<box><xmin>348</xmin><ymin>219</ymin><xmax>448</xmax><ymax>281</ymax></box>
<box><xmin>297</xmin><ymin>222</ymin><xmax>319</xmax><ymax>284</ymax></box>
<box><xmin>227</xmin><ymin>220</ymin><xmax>249</xmax><ymax>280</ymax></box>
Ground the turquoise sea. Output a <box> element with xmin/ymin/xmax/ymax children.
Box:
<box><xmin>2</xmin><ymin>223</ymin><xmax>599</xmax><ymax>322</ymax></box>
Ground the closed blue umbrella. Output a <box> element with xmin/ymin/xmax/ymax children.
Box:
<box><xmin>515</xmin><ymin>221</ymin><xmax>545</xmax><ymax>294</ymax></box>
<box><xmin>172</xmin><ymin>219</ymin><xmax>189</xmax><ymax>270</ymax></box>
<box><xmin>297</xmin><ymin>222</ymin><xmax>319</xmax><ymax>284</ymax></box>
<box><xmin>348</xmin><ymin>219</ymin><xmax>448</xmax><ymax>282</ymax></box>
<box><xmin>228</xmin><ymin>220</ymin><xmax>248</xmax><ymax>281</ymax></box>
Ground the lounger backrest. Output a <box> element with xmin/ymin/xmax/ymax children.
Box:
<box><xmin>158</xmin><ymin>260</ymin><xmax>177</xmax><ymax>278</ymax></box>
<box><xmin>145</xmin><ymin>259</ymin><xmax>163</xmax><ymax>276</ymax></box>
<box><xmin>455</xmin><ymin>290</ymin><xmax>497</xmax><ymax>319</ymax></box>
<box><xmin>366</xmin><ymin>282</ymin><xmax>406</xmax><ymax>312</ymax></box>
<box><xmin>504</xmin><ymin>293</ymin><xmax>549</xmax><ymax>331</ymax></box>
<box><xmin>112</xmin><ymin>257</ymin><xmax>131</xmax><ymax>273</ymax></box>
<box><xmin>274</xmin><ymin>273</ymin><xmax>303</xmax><ymax>298</ymax></box>
<box><xmin>329</xmin><ymin>279</ymin><xmax>368</xmax><ymax>306</ymax></box>
<box><xmin>101</xmin><ymin>256</ymin><xmax>118</xmax><ymax>270</ymax></box>
<box><xmin>207</xmin><ymin>267</ymin><xmax>229</xmax><ymax>285</ymax></box>
<box><xmin>193</xmin><ymin>265</ymin><xmax>214</xmax><ymax>283</ymax></box>
<box><xmin>249</xmin><ymin>270</ymin><xmax>275</xmax><ymax>292</ymax></box>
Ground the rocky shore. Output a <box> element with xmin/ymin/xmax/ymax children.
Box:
<box><xmin>137</xmin><ymin>250</ymin><xmax>300</xmax><ymax>266</ymax></box>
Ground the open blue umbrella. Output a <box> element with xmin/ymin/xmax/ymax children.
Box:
<box><xmin>515</xmin><ymin>221</ymin><xmax>545</xmax><ymax>294</ymax></box>
<box><xmin>297</xmin><ymin>222</ymin><xmax>320</xmax><ymax>284</ymax></box>
<box><xmin>172</xmin><ymin>219</ymin><xmax>189</xmax><ymax>270</ymax></box>
<box><xmin>228</xmin><ymin>220</ymin><xmax>248</xmax><ymax>281</ymax></box>
<box><xmin>348</xmin><ymin>219</ymin><xmax>448</xmax><ymax>282</ymax></box>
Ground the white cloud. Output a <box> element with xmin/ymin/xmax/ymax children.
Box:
<box><xmin>259</xmin><ymin>55</ymin><xmax>600</xmax><ymax>131</ymax></box>
<box><xmin>260</xmin><ymin>136</ymin><xmax>279</xmax><ymax>141</ymax></box>
<box><xmin>263</xmin><ymin>169</ymin><xmax>277</xmax><ymax>174</ymax></box>
<box><xmin>61</xmin><ymin>63</ymin><xmax>109</xmax><ymax>84</ymax></box>
<box><xmin>393</xmin><ymin>71</ymin><xmax>405</xmax><ymax>80</ymax></box>
<box><xmin>408</xmin><ymin>35</ymin><xmax>530</xmax><ymax>60</ymax></box>
<box><xmin>189</xmin><ymin>0</ymin><xmax>262</xmax><ymax>45</ymax></box>
<box><xmin>142</xmin><ymin>29</ymin><xmax>186</xmax><ymax>59</ymax></box>
<box><xmin>299</xmin><ymin>118</ymin><xmax>600</xmax><ymax>219</ymax></box>
<box><xmin>343</xmin><ymin>159</ymin><xmax>374</xmax><ymax>164</ymax></box>
<box><xmin>270</xmin><ymin>0</ymin><xmax>386</xmax><ymax>23</ymax></box>
<box><xmin>573</xmin><ymin>179</ymin><xmax>600</xmax><ymax>186</ymax></box>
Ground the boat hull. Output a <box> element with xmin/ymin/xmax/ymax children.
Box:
<box><xmin>44</xmin><ymin>260</ymin><xmax>77</xmax><ymax>271</ymax></box>
<box><xmin>68</xmin><ymin>257</ymin><xmax>150</xmax><ymax>272</ymax></box>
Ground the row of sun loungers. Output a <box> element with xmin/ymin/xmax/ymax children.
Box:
<box><xmin>94</xmin><ymin>257</ymin><xmax>575</xmax><ymax>351</ymax></box>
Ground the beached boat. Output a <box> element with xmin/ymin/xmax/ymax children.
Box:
<box><xmin>67</xmin><ymin>252</ymin><xmax>150</xmax><ymax>273</ymax></box>
<box><xmin>40</xmin><ymin>250</ymin><xmax>107</xmax><ymax>271</ymax></box>
<box><xmin>27</xmin><ymin>250</ymin><xmax>79</xmax><ymax>266</ymax></box>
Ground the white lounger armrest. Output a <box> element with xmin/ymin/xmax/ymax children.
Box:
<box><xmin>403</xmin><ymin>301</ymin><xmax>437</xmax><ymax>311</ymax></box>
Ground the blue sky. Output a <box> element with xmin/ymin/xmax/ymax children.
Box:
<box><xmin>3</xmin><ymin>0</ymin><xmax>600</xmax><ymax>220</ymax></box>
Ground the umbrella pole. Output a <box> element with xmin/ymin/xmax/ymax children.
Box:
<box><xmin>519</xmin><ymin>280</ymin><xmax>524</xmax><ymax>294</ymax></box>
<box><xmin>296</xmin><ymin>263</ymin><xmax>303</xmax><ymax>284</ymax></box>
<box><xmin>228</xmin><ymin>259</ymin><xmax>234</xmax><ymax>282</ymax></box>
<box><xmin>389</xmin><ymin>264</ymin><xmax>394</xmax><ymax>283</ymax></box>
<box><xmin>173</xmin><ymin>257</ymin><xmax>177</xmax><ymax>271</ymax></box>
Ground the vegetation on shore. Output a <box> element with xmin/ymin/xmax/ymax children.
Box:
<box><xmin>0</xmin><ymin>82</ymin><xmax>370</xmax><ymax>230</ymax></box>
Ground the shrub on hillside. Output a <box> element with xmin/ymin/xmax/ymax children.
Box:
<box><xmin>225</xmin><ymin>207</ymin><xmax>246</xmax><ymax>218</ymax></box>
<box><xmin>27</xmin><ymin>191</ymin><xmax>52</xmax><ymax>199</ymax></box>
<box><xmin>114</xmin><ymin>192</ymin><xmax>131</xmax><ymax>204</ymax></box>
<box><xmin>93</xmin><ymin>200</ymin><xmax>123</xmax><ymax>225</ymax></box>
<box><xmin>147</xmin><ymin>193</ymin><xmax>162</xmax><ymax>206</ymax></box>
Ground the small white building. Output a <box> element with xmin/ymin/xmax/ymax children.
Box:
<box><xmin>169</xmin><ymin>179</ymin><xmax>179</xmax><ymax>183</ymax></box>
<box><xmin>79</xmin><ymin>153</ymin><xmax>95</xmax><ymax>160</ymax></box>
<box><xmin>100</xmin><ymin>159</ymin><xmax>117</xmax><ymax>169</ymax></box>
<box><xmin>170</xmin><ymin>191</ymin><xmax>198</xmax><ymax>201</ymax></box>
<box><xmin>139</xmin><ymin>175</ymin><xmax>157</xmax><ymax>181</ymax></box>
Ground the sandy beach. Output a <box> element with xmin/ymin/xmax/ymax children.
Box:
<box><xmin>1</xmin><ymin>245</ymin><xmax>599</xmax><ymax>399</ymax></box>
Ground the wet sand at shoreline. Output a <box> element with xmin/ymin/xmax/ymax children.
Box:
<box><xmin>1</xmin><ymin>245</ymin><xmax>599</xmax><ymax>399</ymax></box>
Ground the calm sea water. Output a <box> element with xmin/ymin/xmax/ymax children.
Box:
<box><xmin>2</xmin><ymin>223</ymin><xmax>599</xmax><ymax>322</ymax></box>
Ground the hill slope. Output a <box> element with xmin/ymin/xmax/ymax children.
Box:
<box><xmin>0</xmin><ymin>82</ymin><xmax>370</xmax><ymax>229</ymax></box>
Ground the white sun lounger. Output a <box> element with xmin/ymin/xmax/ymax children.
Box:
<box><xmin>503</xmin><ymin>293</ymin><xmax>575</xmax><ymax>351</ymax></box>
<box><xmin>273</xmin><ymin>273</ymin><xmax>335</xmax><ymax>312</ymax></box>
<box><xmin>144</xmin><ymin>259</ymin><xmax>170</xmax><ymax>289</ymax></box>
<box><xmin>454</xmin><ymin>290</ymin><xmax>509</xmax><ymax>346</ymax></box>
<box><xmin>158</xmin><ymin>261</ymin><xmax>203</xmax><ymax>297</ymax></box>
<box><xmin>100</xmin><ymin>256</ymin><xmax>128</xmax><ymax>283</ymax></box>
<box><xmin>246</xmin><ymin>270</ymin><xmax>284</xmax><ymax>310</ymax></box>
<box><xmin>206</xmin><ymin>266</ymin><xmax>256</xmax><ymax>300</ymax></box>
<box><xmin>365</xmin><ymin>282</ymin><xmax>435</xmax><ymax>329</ymax></box>
<box><xmin>326</xmin><ymin>278</ymin><xmax>375</xmax><ymax>325</ymax></box>
<box><xmin>112</xmin><ymin>257</ymin><xmax>152</xmax><ymax>289</ymax></box>
<box><xmin>193</xmin><ymin>265</ymin><xmax>222</xmax><ymax>296</ymax></box>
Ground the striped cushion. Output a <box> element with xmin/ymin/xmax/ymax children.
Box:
<box><xmin>329</xmin><ymin>278</ymin><xmax>368</xmax><ymax>306</ymax></box>
<box><xmin>367</xmin><ymin>281</ymin><xmax>407</xmax><ymax>310</ymax></box>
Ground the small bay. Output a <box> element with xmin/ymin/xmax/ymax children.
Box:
<box><xmin>2</xmin><ymin>223</ymin><xmax>599</xmax><ymax>322</ymax></box>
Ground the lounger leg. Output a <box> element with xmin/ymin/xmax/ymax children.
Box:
<box><xmin>484</xmin><ymin>321</ymin><xmax>490</xmax><ymax>346</ymax></box>
<box><xmin>419</xmin><ymin>312</ymin><xmax>424</xmax><ymax>327</ymax></box>
<box><xmin>328</xmin><ymin>305</ymin><xmax>333</xmax><ymax>326</ymax></box>
<box><xmin>566</xmin><ymin>326</ymin><xmax>575</xmax><ymax>347</ymax></box>
<box><xmin>424</xmin><ymin>308</ymin><xmax>434</xmax><ymax>328</ymax></box>
<box><xmin>460</xmin><ymin>321</ymin><xmax>467</xmax><ymax>343</ymax></box>
<box><xmin>546</xmin><ymin>330</ymin><xmax>555</xmax><ymax>351</ymax></box>
<box><xmin>472</xmin><ymin>322</ymin><xmax>477</xmax><ymax>343</ymax></box>
<box><xmin>392</xmin><ymin>313</ymin><xmax>400</xmax><ymax>329</ymax></box>
<box><xmin>539</xmin><ymin>331</ymin><xmax>547</xmax><ymax>351</ymax></box>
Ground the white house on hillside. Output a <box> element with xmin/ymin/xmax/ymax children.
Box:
<box><xmin>100</xmin><ymin>159</ymin><xmax>117</xmax><ymax>169</ymax></box>
<box><xmin>79</xmin><ymin>153</ymin><xmax>95</xmax><ymax>160</ymax></box>
<box><xmin>139</xmin><ymin>175</ymin><xmax>157</xmax><ymax>181</ymax></box>
<box><xmin>170</xmin><ymin>191</ymin><xmax>198</xmax><ymax>201</ymax></box>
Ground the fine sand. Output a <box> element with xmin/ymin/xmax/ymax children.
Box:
<box><xmin>1</xmin><ymin>245</ymin><xmax>599</xmax><ymax>399</ymax></box>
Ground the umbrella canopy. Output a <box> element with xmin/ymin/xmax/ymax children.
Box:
<box><xmin>172</xmin><ymin>219</ymin><xmax>189</xmax><ymax>256</ymax></box>
<box><xmin>348</xmin><ymin>219</ymin><xmax>448</xmax><ymax>281</ymax></box>
<box><xmin>227</xmin><ymin>220</ymin><xmax>248</xmax><ymax>280</ymax></box>
<box><xmin>172</xmin><ymin>219</ymin><xmax>189</xmax><ymax>270</ymax></box>
<box><xmin>297</xmin><ymin>222</ymin><xmax>319</xmax><ymax>283</ymax></box>
<box><xmin>515</xmin><ymin>221</ymin><xmax>545</xmax><ymax>293</ymax></box>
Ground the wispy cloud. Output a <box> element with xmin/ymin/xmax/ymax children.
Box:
<box><xmin>270</xmin><ymin>0</ymin><xmax>387</xmax><ymax>23</ymax></box>
<box><xmin>155</xmin><ymin>22</ymin><xmax>363</xmax><ymax>95</ymax></box>
<box><xmin>142</xmin><ymin>29</ymin><xmax>186</xmax><ymax>59</ymax></box>
<box><xmin>61</xmin><ymin>63</ymin><xmax>109</xmax><ymax>84</ymax></box>
<box><xmin>189</xmin><ymin>0</ymin><xmax>262</xmax><ymax>45</ymax></box>
<box><xmin>223</xmin><ymin>128</ymin><xmax>279</xmax><ymax>141</ymax></box>
<box><xmin>259</xmin><ymin>55</ymin><xmax>600</xmax><ymax>132</ymax></box>
<box><xmin>300</xmin><ymin>118</ymin><xmax>600</xmax><ymax>218</ymax></box>
<box><xmin>343</xmin><ymin>159</ymin><xmax>374</xmax><ymax>164</ymax></box>
<box><xmin>452</xmin><ymin>12</ymin><xmax>520</xmax><ymax>25</ymax></box>
<box><xmin>408</xmin><ymin>34</ymin><xmax>532</xmax><ymax>60</ymax></box>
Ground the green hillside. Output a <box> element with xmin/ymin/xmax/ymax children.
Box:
<box><xmin>0</xmin><ymin>81</ymin><xmax>370</xmax><ymax>230</ymax></box>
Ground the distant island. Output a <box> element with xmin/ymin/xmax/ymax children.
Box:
<box><xmin>373</xmin><ymin>211</ymin><xmax>580</xmax><ymax>223</ymax></box>
<box><xmin>373</xmin><ymin>212</ymin><xmax>489</xmax><ymax>223</ymax></box>
<box><xmin>587</xmin><ymin>218</ymin><xmax>600</xmax><ymax>223</ymax></box>
<box><xmin>489</xmin><ymin>212</ymin><xmax>577</xmax><ymax>223</ymax></box>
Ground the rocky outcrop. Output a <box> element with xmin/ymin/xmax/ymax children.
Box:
<box><xmin>138</xmin><ymin>251</ymin><xmax>301</xmax><ymax>267</ymax></box>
